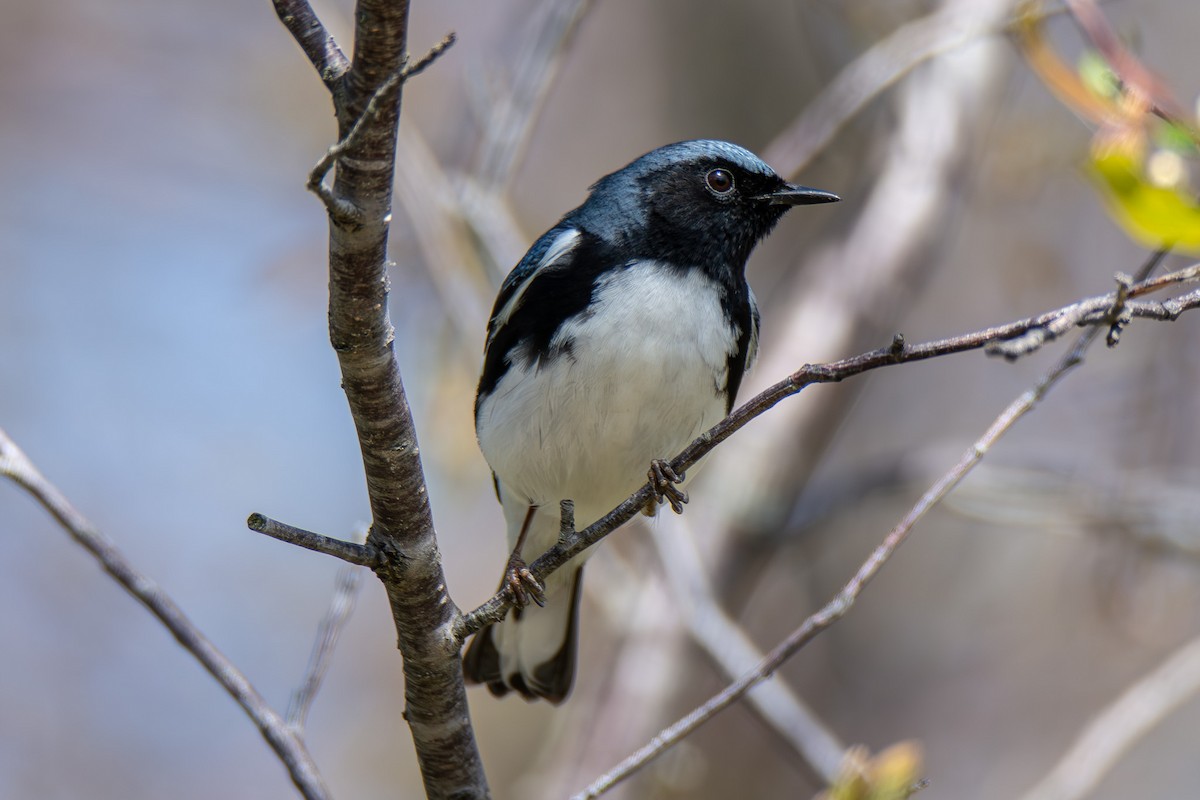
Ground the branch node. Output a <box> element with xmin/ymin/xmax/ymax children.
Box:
<box><xmin>272</xmin><ymin>0</ymin><xmax>349</xmax><ymax>86</ymax></box>
<box><xmin>890</xmin><ymin>333</ymin><xmax>906</xmax><ymax>356</ymax></box>
<box><xmin>305</xmin><ymin>32</ymin><xmax>457</xmax><ymax>222</ymax></box>
<box><xmin>986</xmin><ymin>328</ymin><xmax>1046</xmax><ymax>362</ymax></box>
<box><xmin>1106</xmin><ymin>271</ymin><xmax>1134</xmax><ymax>347</ymax></box>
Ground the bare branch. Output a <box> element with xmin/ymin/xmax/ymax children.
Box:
<box><xmin>763</xmin><ymin>1</ymin><xmax>1081</xmax><ymax>178</ymax></box>
<box><xmin>649</xmin><ymin>518</ymin><xmax>847</xmax><ymax>783</ymax></box>
<box><xmin>248</xmin><ymin>513</ymin><xmax>380</xmax><ymax>567</ymax></box>
<box><xmin>475</xmin><ymin>0</ymin><xmax>595</xmax><ymax>191</ymax></box>
<box><xmin>307</xmin><ymin>32</ymin><xmax>457</xmax><ymax>223</ymax></box>
<box><xmin>288</xmin><ymin>563</ymin><xmax>365</xmax><ymax>730</ymax></box>
<box><xmin>393</xmin><ymin>124</ymin><xmax>495</xmax><ymax>341</ymax></box>
<box><xmin>456</xmin><ymin>263</ymin><xmax>1200</xmax><ymax>640</ymax></box>
<box><xmin>575</xmin><ymin>249</ymin><xmax>1168</xmax><ymax>798</ymax></box>
<box><xmin>1017</xmin><ymin>631</ymin><xmax>1200</xmax><ymax>800</ymax></box>
<box><xmin>764</xmin><ymin>3</ymin><xmax>1003</xmax><ymax>177</ymax></box>
<box><xmin>571</xmin><ymin>260</ymin><xmax>1140</xmax><ymax>800</ymax></box>
<box><xmin>0</xmin><ymin>428</ymin><xmax>332</xmax><ymax>800</ymax></box>
<box><xmin>273</xmin><ymin>0</ymin><xmax>350</xmax><ymax>86</ymax></box>
<box><xmin>721</xmin><ymin>0</ymin><xmax>1017</xmax><ymax>597</ymax></box>
<box><xmin>297</xmin><ymin>2</ymin><xmax>488</xmax><ymax>794</ymax></box>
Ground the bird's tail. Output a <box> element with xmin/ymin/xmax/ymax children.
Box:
<box><xmin>463</xmin><ymin>560</ymin><xmax>584</xmax><ymax>705</ymax></box>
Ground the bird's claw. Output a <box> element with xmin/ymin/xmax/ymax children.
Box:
<box><xmin>503</xmin><ymin>555</ymin><xmax>546</xmax><ymax>609</ymax></box>
<box><xmin>647</xmin><ymin>459</ymin><xmax>688</xmax><ymax>515</ymax></box>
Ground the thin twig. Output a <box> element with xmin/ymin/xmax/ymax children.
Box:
<box><xmin>708</xmin><ymin>0</ymin><xmax>1015</xmax><ymax>623</ymax></box>
<box><xmin>1061</xmin><ymin>0</ymin><xmax>1191</xmax><ymax>126</ymax></box>
<box><xmin>455</xmin><ymin>263</ymin><xmax>1200</xmax><ymax>640</ymax></box>
<box><xmin>571</xmin><ymin>263</ymin><xmax>1142</xmax><ymax>800</ymax></box>
<box><xmin>574</xmin><ymin>248</ymin><xmax>1169</xmax><ymax>799</ymax></box>
<box><xmin>764</xmin><ymin>3</ymin><xmax>1001</xmax><ymax>177</ymax></box>
<box><xmin>764</xmin><ymin>2</ymin><xmax>1077</xmax><ymax>178</ymax></box>
<box><xmin>393</xmin><ymin>124</ymin><xmax>495</xmax><ymax>341</ymax></box>
<box><xmin>272</xmin><ymin>0</ymin><xmax>350</xmax><ymax>86</ymax></box>
<box><xmin>307</xmin><ymin>32</ymin><xmax>457</xmax><ymax>223</ymax></box>
<box><xmin>247</xmin><ymin>513</ymin><xmax>379</xmax><ymax>568</ymax></box>
<box><xmin>288</xmin><ymin>563</ymin><xmax>365</xmax><ymax>730</ymax></box>
<box><xmin>475</xmin><ymin>0</ymin><xmax>595</xmax><ymax>191</ymax></box>
<box><xmin>648</xmin><ymin>518</ymin><xmax>846</xmax><ymax>783</ymax></box>
<box><xmin>1017</xmin><ymin>631</ymin><xmax>1200</xmax><ymax>800</ymax></box>
<box><xmin>0</xmin><ymin>428</ymin><xmax>332</xmax><ymax>800</ymax></box>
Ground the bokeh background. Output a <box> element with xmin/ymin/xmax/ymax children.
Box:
<box><xmin>2</xmin><ymin>0</ymin><xmax>1199</xmax><ymax>798</ymax></box>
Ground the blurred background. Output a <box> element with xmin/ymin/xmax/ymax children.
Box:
<box><xmin>2</xmin><ymin>0</ymin><xmax>1199</xmax><ymax>798</ymax></box>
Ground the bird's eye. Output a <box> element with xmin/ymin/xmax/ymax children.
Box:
<box><xmin>706</xmin><ymin>168</ymin><xmax>735</xmax><ymax>195</ymax></box>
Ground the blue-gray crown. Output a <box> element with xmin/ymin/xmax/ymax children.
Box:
<box><xmin>620</xmin><ymin>139</ymin><xmax>776</xmax><ymax>179</ymax></box>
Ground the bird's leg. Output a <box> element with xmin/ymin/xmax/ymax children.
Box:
<box><xmin>502</xmin><ymin>505</ymin><xmax>546</xmax><ymax>608</ymax></box>
<box><xmin>646</xmin><ymin>459</ymin><xmax>688</xmax><ymax>515</ymax></box>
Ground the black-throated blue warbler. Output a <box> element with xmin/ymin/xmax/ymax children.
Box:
<box><xmin>464</xmin><ymin>140</ymin><xmax>839</xmax><ymax>703</ymax></box>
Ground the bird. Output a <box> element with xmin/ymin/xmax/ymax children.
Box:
<box><xmin>463</xmin><ymin>139</ymin><xmax>839</xmax><ymax>703</ymax></box>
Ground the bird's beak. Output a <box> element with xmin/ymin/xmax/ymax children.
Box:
<box><xmin>760</xmin><ymin>183</ymin><xmax>841</xmax><ymax>206</ymax></box>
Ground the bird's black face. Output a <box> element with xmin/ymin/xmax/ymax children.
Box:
<box><xmin>632</xmin><ymin>158</ymin><xmax>835</xmax><ymax>277</ymax></box>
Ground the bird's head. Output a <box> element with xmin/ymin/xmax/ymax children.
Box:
<box><xmin>570</xmin><ymin>140</ymin><xmax>839</xmax><ymax>275</ymax></box>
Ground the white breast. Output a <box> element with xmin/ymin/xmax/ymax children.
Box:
<box><xmin>476</xmin><ymin>261</ymin><xmax>740</xmax><ymax>527</ymax></box>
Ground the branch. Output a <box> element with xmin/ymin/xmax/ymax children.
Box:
<box><xmin>1017</xmin><ymin>631</ymin><xmax>1200</xmax><ymax>800</ymax></box>
<box><xmin>277</xmin><ymin>2</ymin><xmax>487</xmax><ymax>796</ymax></box>
<box><xmin>288</xmin><ymin>564</ymin><xmax>365</xmax><ymax>731</ymax></box>
<box><xmin>764</xmin><ymin>2</ymin><xmax>999</xmax><ymax>177</ymax></box>
<box><xmin>649</xmin><ymin>518</ymin><xmax>847</xmax><ymax>783</ymax></box>
<box><xmin>0</xmin><ymin>428</ymin><xmax>332</xmax><ymax>800</ymax></box>
<box><xmin>474</xmin><ymin>0</ymin><xmax>595</xmax><ymax>191</ymax></box>
<box><xmin>719</xmin><ymin>0</ymin><xmax>1017</xmax><ymax>600</ymax></box>
<box><xmin>248</xmin><ymin>513</ymin><xmax>379</xmax><ymax>567</ymax></box>
<box><xmin>572</xmin><ymin>248</ymin><xmax>1170</xmax><ymax>799</ymax></box>
<box><xmin>763</xmin><ymin>1</ymin><xmax>1077</xmax><ymax>177</ymax></box>
<box><xmin>307</xmin><ymin>32</ymin><xmax>457</xmax><ymax>224</ymax></box>
<box><xmin>272</xmin><ymin>0</ymin><xmax>350</xmax><ymax>87</ymax></box>
<box><xmin>456</xmin><ymin>263</ymin><xmax>1200</xmax><ymax>639</ymax></box>
<box><xmin>570</xmin><ymin>269</ymin><xmax>1141</xmax><ymax>800</ymax></box>
<box><xmin>1062</xmin><ymin>0</ymin><xmax>1191</xmax><ymax>125</ymax></box>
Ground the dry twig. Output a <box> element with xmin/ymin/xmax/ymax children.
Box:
<box><xmin>288</xmin><ymin>563</ymin><xmax>365</xmax><ymax>731</ymax></box>
<box><xmin>456</xmin><ymin>263</ymin><xmax>1200</xmax><ymax>639</ymax></box>
<box><xmin>649</xmin><ymin>518</ymin><xmax>847</xmax><ymax>783</ymax></box>
<box><xmin>1017</xmin><ymin>631</ymin><xmax>1200</xmax><ymax>800</ymax></box>
<box><xmin>0</xmin><ymin>429</ymin><xmax>332</xmax><ymax>800</ymax></box>
<box><xmin>569</xmin><ymin>250</ymin><xmax>1169</xmax><ymax>799</ymax></box>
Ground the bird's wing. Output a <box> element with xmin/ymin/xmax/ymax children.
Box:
<box><xmin>486</xmin><ymin>226</ymin><xmax>582</xmax><ymax>348</ymax></box>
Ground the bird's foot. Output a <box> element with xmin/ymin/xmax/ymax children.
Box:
<box><xmin>646</xmin><ymin>459</ymin><xmax>688</xmax><ymax>515</ymax></box>
<box><xmin>502</xmin><ymin>553</ymin><xmax>546</xmax><ymax>609</ymax></box>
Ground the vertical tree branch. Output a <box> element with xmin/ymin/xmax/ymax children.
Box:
<box><xmin>276</xmin><ymin>1</ymin><xmax>487</xmax><ymax>796</ymax></box>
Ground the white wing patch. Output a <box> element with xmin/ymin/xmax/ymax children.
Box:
<box><xmin>488</xmin><ymin>228</ymin><xmax>581</xmax><ymax>346</ymax></box>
